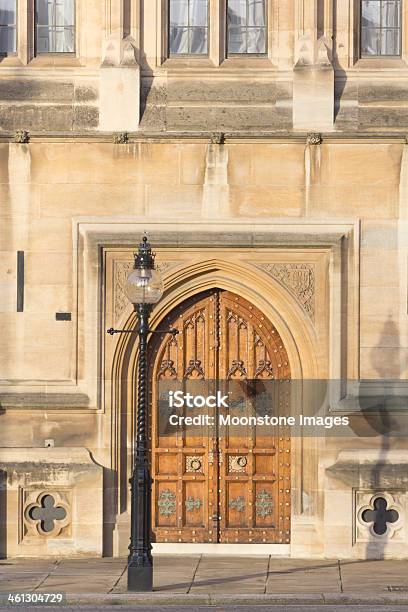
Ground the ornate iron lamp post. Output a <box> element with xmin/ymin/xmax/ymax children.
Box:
<box><xmin>107</xmin><ymin>236</ymin><xmax>177</xmax><ymax>592</ymax></box>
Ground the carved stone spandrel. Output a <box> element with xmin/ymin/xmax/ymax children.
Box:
<box><xmin>252</xmin><ymin>263</ymin><xmax>316</xmax><ymax>323</ymax></box>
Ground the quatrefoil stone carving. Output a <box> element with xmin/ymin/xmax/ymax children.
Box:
<box><xmin>24</xmin><ymin>491</ymin><xmax>70</xmax><ymax>538</ymax></box>
<box><xmin>357</xmin><ymin>492</ymin><xmax>403</xmax><ymax>540</ymax></box>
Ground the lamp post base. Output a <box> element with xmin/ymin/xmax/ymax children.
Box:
<box><xmin>127</xmin><ymin>561</ymin><xmax>153</xmax><ymax>592</ymax></box>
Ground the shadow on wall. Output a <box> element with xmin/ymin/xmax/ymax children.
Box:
<box><xmin>103</xmin><ymin>467</ymin><xmax>117</xmax><ymax>558</ymax></box>
<box><xmin>0</xmin><ymin>470</ymin><xmax>6</xmax><ymax>559</ymax></box>
<box><xmin>364</xmin><ymin>315</ymin><xmax>400</xmax><ymax>560</ymax></box>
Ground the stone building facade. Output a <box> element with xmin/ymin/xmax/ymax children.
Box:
<box><xmin>0</xmin><ymin>0</ymin><xmax>408</xmax><ymax>559</ymax></box>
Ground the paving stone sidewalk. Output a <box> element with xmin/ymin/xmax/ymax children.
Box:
<box><xmin>0</xmin><ymin>556</ymin><xmax>408</xmax><ymax>605</ymax></box>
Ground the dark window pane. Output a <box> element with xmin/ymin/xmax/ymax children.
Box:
<box><xmin>36</xmin><ymin>26</ymin><xmax>49</xmax><ymax>52</ymax></box>
<box><xmin>227</xmin><ymin>0</ymin><xmax>267</xmax><ymax>54</ymax></box>
<box><xmin>55</xmin><ymin>0</ymin><xmax>74</xmax><ymax>26</ymax></box>
<box><xmin>248</xmin><ymin>0</ymin><xmax>266</xmax><ymax>27</ymax></box>
<box><xmin>37</xmin><ymin>0</ymin><xmax>51</xmax><ymax>25</ymax></box>
<box><xmin>0</xmin><ymin>0</ymin><xmax>16</xmax><ymax>26</ymax></box>
<box><xmin>228</xmin><ymin>26</ymin><xmax>247</xmax><ymax>53</ymax></box>
<box><xmin>169</xmin><ymin>26</ymin><xmax>189</xmax><ymax>53</ymax></box>
<box><xmin>189</xmin><ymin>27</ymin><xmax>207</xmax><ymax>53</ymax></box>
<box><xmin>0</xmin><ymin>0</ymin><xmax>16</xmax><ymax>54</ymax></box>
<box><xmin>228</xmin><ymin>0</ymin><xmax>246</xmax><ymax>25</ymax></box>
<box><xmin>382</xmin><ymin>1</ymin><xmax>400</xmax><ymax>27</ymax></box>
<box><xmin>361</xmin><ymin>0</ymin><xmax>401</xmax><ymax>56</ymax></box>
<box><xmin>36</xmin><ymin>25</ymin><xmax>74</xmax><ymax>53</ymax></box>
<box><xmin>190</xmin><ymin>0</ymin><xmax>207</xmax><ymax>27</ymax></box>
<box><xmin>362</xmin><ymin>1</ymin><xmax>381</xmax><ymax>28</ymax></box>
<box><xmin>381</xmin><ymin>27</ymin><xmax>400</xmax><ymax>54</ymax></box>
<box><xmin>169</xmin><ymin>0</ymin><xmax>208</xmax><ymax>55</ymax></box>
<box><xmin>37</xmin><ymin>0</ymin><xmax>75</xmax><ymax>26</ymax></box>
<box><xmin>170</xmin><ymin>0</ymin><xmax>188</xmax><ymax>27</ymax></box>
<box><xmin>36</xmin><ymin>1</ymin><xmax>75</xmax><ymax>53</ymax></box>
<box><xmin>247</xmin><ymin>27</ymin><xmax>266</xmax><ymax>53</ymax></box>
<box><xmin>0</xmin><ymin>26</ymin><xmax>16</xmax><ymax>53</ymax></box>
<box><xmin>361</xmin><ymin>27</ymin><xmax>381</xmax><ymax>54</ymax></box>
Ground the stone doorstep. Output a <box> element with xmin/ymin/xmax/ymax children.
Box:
<box><xmin>62</xmin><ymin>592</ymin><xmax>408</xmax><ymax>606</ymax></box>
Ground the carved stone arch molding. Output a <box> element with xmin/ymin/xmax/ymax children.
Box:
<box><xmin>112</xmin><ymin>258</ymin><xmax>321</xmax><ymax>384</ymax></box>
<box><xmin>107</xmin><ymin>256</ymin><xmax>328</xmax><ymax>554</ymax></box>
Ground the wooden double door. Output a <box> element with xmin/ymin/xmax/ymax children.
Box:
<box><xmin>149</xmin><ymin>290</ymin><xmax>291</xmax><ymax>544</ymax></box>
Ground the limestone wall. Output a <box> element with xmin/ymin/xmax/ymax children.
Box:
<box><xmin>1</xmin><ymin>1</ymin><xmax>408</xmax><ymax>132</ymax></box>
<box><xmin>0</xmin><ymin>138</ymin><xmax>406</xmax><ymax>402</ymax></box>
<box><xmin>1</xmin><ymin>137</ymin><xmax>408</xmax><ymax>558</ymax></box>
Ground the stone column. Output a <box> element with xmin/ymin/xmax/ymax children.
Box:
<box><xmin>99</xmin><ymin>0</ymin><xmax>141</xmax><ymax>132</ymax></box>
<box><xmin>293</xmin><ymin>0</ymin><xmax>334</xmax><ymax>131</ymax></box>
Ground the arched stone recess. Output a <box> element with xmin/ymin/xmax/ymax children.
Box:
<box><xmin>71</xmin><ymin>219</ymin><xmax>358</xmax><ymax>556</ymax></box>
<box><xmin>107</xmin><ymin>258</ymin><xmax>324</xmax><ymax>555</ymax></box>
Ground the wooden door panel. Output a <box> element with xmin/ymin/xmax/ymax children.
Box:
<box><xmin>150</xmin><ymin>290</ymin><xmax>291</xmax><ymax>544</ymax></box>
<box><xmin>218</xmin><ymin>292</ymin><xmax>291</xmax><ymax>544</ymax></box>
<box><xmin>150</xmin><ymin>291</ymin><xmax>218</xmax><ymax>543</ymax></box>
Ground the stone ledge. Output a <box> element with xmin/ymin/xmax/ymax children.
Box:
<box><xmin>0</xmin><ymin>447</ymin><xmax>100</xmax><ymax>468</ymax></box>
<box><xmin>1</xmin><ymin>131</ymin><xmax>408</xmax><ymax>142</ymax></box>
<box><xmin>326</xmin><ymin>450</ymin><xmax>408</xmax><ymax>487</ymax></box>
<box><xmin>0</xmin><ymin>393</ymin><xmax>90</xmax><ymax>410</ymax></box>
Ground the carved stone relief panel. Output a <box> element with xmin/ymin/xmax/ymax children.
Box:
<box><xmin>252</xmin><ymin>263</ymin><xmax>316</xmax><ymax>322</ymax></box>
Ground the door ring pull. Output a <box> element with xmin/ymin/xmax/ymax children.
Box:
<box><xmin>191</xmin><ymin>458</ymin><xmax>202</xmax><ymax>471</ymax></box>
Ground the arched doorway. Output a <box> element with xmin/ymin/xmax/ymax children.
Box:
<box><xmin>148</xmin><ymin>289</ymin><xmax>291</xmax><ymax>545</ymax></box>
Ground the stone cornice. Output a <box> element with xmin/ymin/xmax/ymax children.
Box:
<box><xmin>1</xmin><ymin>131</ymin><xmax>408</xmax><ymax>143</ymax></box>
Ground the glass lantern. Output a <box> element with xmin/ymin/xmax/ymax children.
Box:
<box><xmin>124</xmin><ymin>267</ymin><xmax>163</xmax><ymax>305</ymax></box>
<box><xmin>124</xmin><ymin>236</ymin><xmax>164</xmax><ymax>306</ymax></box>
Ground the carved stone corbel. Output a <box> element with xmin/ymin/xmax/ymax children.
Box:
<box><xmin>13</xmin><ymin>130</ymin><xmax>30</xmax><ymax>144</ymax></box>
<box><xmin>306</xmin><ymin>133</ymin><xmax>322</xmax><ymax>145</ymax></box>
